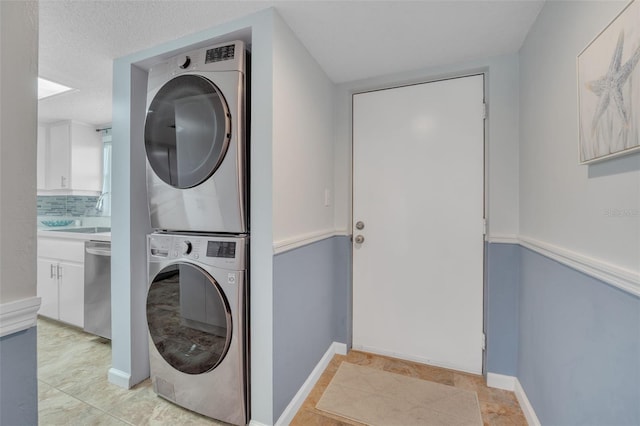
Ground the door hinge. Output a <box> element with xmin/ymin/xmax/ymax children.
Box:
<box><xmin>482</xmin><ymin>333</ymin><xmax>486</xmax><ymax>351</ymax></box>
<box><xmin>482</xmin><ymin>103</ymin><xmax>487</xmax><ymax>120</ymax></box>
<box><xmin>482</xmin><ymin>218</ymin><xmax>487</xmax><ymax>236</ymax></box>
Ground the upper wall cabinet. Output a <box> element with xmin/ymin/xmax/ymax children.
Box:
<box><xmin>37</xmin><ymin>120</ymin><xmax>103</xmax><ymax>195</ymax></box>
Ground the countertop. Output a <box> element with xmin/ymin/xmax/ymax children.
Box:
<box><xmin>37</xmin><ymin>228</ymin><xmax>111</xmax><ymax>242</ymax></box>
<box><xmin>37</xmin><ymin>216</ymin><xmax>111</xmax><ymax>242</ymax></box>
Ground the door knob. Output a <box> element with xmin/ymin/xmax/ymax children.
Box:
<box><xmin>354</xmin><ymin>235</ymin><xmax>365</xmax><ymax>244</ymax></box>
<box><xmin>355</xmin><ymin>221</ymin><xmax>365</xmax><ymax>230</ymax></box>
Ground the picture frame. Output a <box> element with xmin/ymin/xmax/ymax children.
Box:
<box><xmin>577</xmin><ymin>0</ymin><xmax>640</xmax><ymax>164</ymax></box>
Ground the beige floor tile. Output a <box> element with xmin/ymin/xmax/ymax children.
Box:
<box><xmin>37</xmin><ymin>319</ymin><xmax>226</xmax><ymax>426</ymax></box>
<box><xmin>38</xmin><ymin>318</ymin><xmax>526</xmax><ymax>426</ymax></box>
<box><xmin>38</xmin><ymin>381</ymin><xmax>127</xmax><ymax>426</ymax></box>
<box><xmin>106</xmin><ymin>380</ymin><xmax>223</xmax><ymax>426</ymax></box>
<box><xmin>58</xmin><ymin>370</ymin><xmax>136</xmax><ymax>413</ymax></box>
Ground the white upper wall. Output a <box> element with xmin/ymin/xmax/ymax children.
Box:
<box><xmin>334</xmin><ymin>54</ymin><xmax>521</xmax><ymax>240</ymax></box>
<box><xmin>519</xmin><ymin>1</ymin><xmax>640</xmax><ymax>275</ymax></box>
<box><xmin>0</xmin><ymin>1</ymin><xmax>38</xmax><ymax>304</ymax></box>
<box><xmin>272</xmin><ymin>13</ymin><xmax>335</xmax><ymax>248</ymax></box>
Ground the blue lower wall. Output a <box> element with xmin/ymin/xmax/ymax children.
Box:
<box><xmin>272</xmin><ymin>235</ymin><xmax>350</xmax><ymax>422</ymax></box>
<box><xmin>0</xmin><ymin>326</ymin><xmax>38</xmax><ymax>425</ymax></box>
<box><xmin>487</xmin><ymin>242</ymin><xmax>640</xmax><ymax>425</ymax></box>
<box><xmin>518</xmin><ymin>247</ymin><xmax>639</xmax><ymax>426</ymax></box>
<box><xmin>272</xmin><ymin>238</ymin><xmax>639</xmax><ymax>425</ymax></box>
<box><xmin>486</xmin><ymin>243</ymin><xmax>520</xmax><ymax>376</ymax></box>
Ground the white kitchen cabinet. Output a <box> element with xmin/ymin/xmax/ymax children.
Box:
<box><xmin>37</xmin><ymin>258</ymin><xmax>59</xmax><ymax>319</ymax></box>
<box><xmin>37</xmin><ymin>124</ymin><xmax>47</xmax><ymax>189</ymax></box>
<box><xmin>57</xmin><ymin>261</ymin><xmax>85</xmax><ymax>326</ymax></box>
<box><xmin>37</xmin><ymin>236</ymin><xmax>85</xmax><ymax>327</ymax></box>
<box><xmin>37</xmin><ymin>120</ymin><xmax>103</xmax><ymax>194</ymax></box>
<box><xmin>46</xmin><ymin>123</ymin><xmax>72</xmax><ymax>190</ymax></box>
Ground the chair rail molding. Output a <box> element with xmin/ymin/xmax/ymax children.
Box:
<box><xmin>0</xmin><ymin>297</ymin><xmax>41</xmax><ymax>338</ymax></box>
<box><xmin>273</xmin><ymin>229</ymin><xmax>348</xmax><ymax>255</ymax></box>
<box><xmin>486</xmin><ymin>234</ymin><xmax>519</xmax><ymax>244</ymax></box>
<box><xmin>518</xmin><ymin>235</ymin><xmax>640</xmax><ymax>297</ymax></box>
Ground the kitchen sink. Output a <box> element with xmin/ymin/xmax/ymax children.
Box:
<box><xmin>49</xmin><ymin>226</ymin><xmax>111</xmax><ymax>233</ymax></box>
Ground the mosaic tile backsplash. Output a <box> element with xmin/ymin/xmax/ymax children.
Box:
<box><xmin>37</xmin><ymin>195</ymin><xmax>100</xmax><ymax>217</ymax></box>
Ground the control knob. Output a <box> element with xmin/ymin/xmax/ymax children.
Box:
<box><xmin>178</xmin><ymin>55</ymin><xmax>191</xmax><ymax>69</ymax></box>
<box><xmin>181</xmin><ymin>240</ymin><xmax>193</xmax><ymax>255</ymax></box>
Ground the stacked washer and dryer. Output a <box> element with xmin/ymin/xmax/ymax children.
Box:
<box><xmin>143</xmin><ymin>40</ymin><xmax>249</xmax><ymax>425</ymax></box>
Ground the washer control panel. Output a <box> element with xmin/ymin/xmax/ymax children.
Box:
<box><xmin>148</xmin><ymin>233</ymin><xmax>246</xmax><ymax>270</ymax></box>
<box><xmin>205</xmin><ymin>240</ymin><xmax>236</xmax><ymax>258</ymax></box>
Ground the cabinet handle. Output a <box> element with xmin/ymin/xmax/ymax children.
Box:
<box><xmin>57</xmin><ymin>265</ymin><xmax>63</xmax><ymax>279</ymax></box>
<box><xmin>50</xmin><ymin>264</ymin><xmax>55</xmax><ymax>279</ymax></box>
<box><xmin>61</xmin><ymin>176</ymin><xmax>67</xmax><ymax>188</ymax></box>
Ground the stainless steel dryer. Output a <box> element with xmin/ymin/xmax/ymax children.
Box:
<box><xmin>146</xmin><ymin>232</ymin><xmax>248</xmax><ymax>425</ymax></box>
<box><xmin>144</xmin><ymin>40</ymin><xmax>247</xmax><ymax>233</ymax></box>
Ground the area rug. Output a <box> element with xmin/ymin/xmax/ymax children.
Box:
<box><xmin>316</xmin><ymin>362</ymin><xmax>483</xmax><ymax>426</ymax></box>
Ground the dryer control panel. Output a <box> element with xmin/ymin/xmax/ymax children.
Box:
<box><xmin>148</xmin><ymin>233</ymin><xmax>247</xmax><ymax>271</ymax></box>
<box><xmin>205</xmin><ymin>44</ymin><xmax>235</xmax><ymax>63</ymax></box>
<box><xmin>146</xmin><ymin>40</ymin><xmax>246</xmax><ymax>94</ymax></box>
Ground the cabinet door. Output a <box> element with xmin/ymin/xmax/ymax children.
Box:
<box><xmin>47</xmin><ymin>122</ymin><xmax>71</xmax><ymax>189</ymax></box>
<box><xmin>58</xmin><ymin>261</ymin><xmax>84</xmax><ymax>327</ymax></box>
<box><xmin>70</xmin><ymin>123</ymin><xmax>103</xmax><ymax>192</ymax></box>
<box><xmin>37</xmin><ymin>125</ymin><xmax>47</xmax><ymax>190</ymax></box>
<box><xmin>37</xmin><ymin>259</ymin><xmax>59</xmax><ymax>319</ymax></box>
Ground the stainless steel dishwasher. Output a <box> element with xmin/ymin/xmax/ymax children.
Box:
<box><xmin>84</xmin><ymin>240</ymin><xmax>111</xmax><ymax>339</ymax></box>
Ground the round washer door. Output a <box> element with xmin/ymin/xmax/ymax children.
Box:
<box><xmin>146</xmin><ymin>263</ymin><xmax>232</xmax><ymax>375</ymax></box>
<box><xmin>144</xmin><ymin>74</ymin><xmax>231</xmax><ymax>189</ymax></box>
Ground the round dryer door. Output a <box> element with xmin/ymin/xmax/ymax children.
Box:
<box><xmin>146</xmin><ymin>263</ymin><xmax>232</xmax><ymax>375</ymax></box>
<box><xmin>144</xmin><ymin>74</ymin><xmax>231</xmax><ymax>189</ymax></box>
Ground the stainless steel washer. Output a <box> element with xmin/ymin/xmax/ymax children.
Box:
<box><xmin>146</xmin><ymin>232</ymin><xmax>248</xmax><ymax>425</ymax></box>
<box><xmin>144</xmin><ymin>40</ymin><xmax>248</xmax><ymax>233</ymax></box>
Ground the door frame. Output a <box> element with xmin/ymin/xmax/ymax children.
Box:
<box><xmin>348</xmin><ymin>71</ymin><xmax>489</xmax><ymax>374</ymax></box>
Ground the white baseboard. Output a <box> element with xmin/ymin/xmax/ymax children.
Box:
<box><xmin>108</xmin><ymin>368</ymin><xmax>132</xmax><ymax>389</ymax></box>
<box><xmin>274</xmin><ymin>341</ymin><xmax>347</xmax><ymax>426</ymax></box>
<box><xmin>0</xmin><ymin>296</ymin><xmax>41</xmax><ymax>338</ymax></box>
<box><xmin>248</xmin><ymin>421</ymin><xmax>270</xmax><ymax>426</ymax></box>
<box><xmin>487</xmin><ymin>373</ymin><xmax>541</xmax><ymax>426</ymax></box>
<box><xmin>486</xmin><ymin>372</ymin><xmax>516</xmax><ymax>391</ymax></box>
<box><xmin>515</xmin><ymin>378</ymin><xmax>541</xmax><ymax>426</ymax></box>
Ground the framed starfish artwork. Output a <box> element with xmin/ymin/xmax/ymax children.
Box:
<box><xmin>578</xmin><ymin>0</ymin><xmax>640</xmax><ymax>164</ymax></box>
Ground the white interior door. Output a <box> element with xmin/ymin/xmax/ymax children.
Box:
<box><xmin>352</xmin><ymin>75</ymin><xmax>485</xmax><ymax>374</ymax></box>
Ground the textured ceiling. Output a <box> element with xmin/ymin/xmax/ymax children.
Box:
<box><xmin>38</xmin><ymin>0</ymin><xmax>544</xmax><ymax>126</ymax></box>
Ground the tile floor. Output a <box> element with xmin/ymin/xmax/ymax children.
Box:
<box><xmin>315</xmin><ymin>362</ymin><xmax>484</xmax><ymax>425</ymax></box>
<box><xmin>37</xmin><ymin>317</ymin><xmax>224</xmax><ymax>425</ymax></box>
<box><xmin>39</xmin><ymin>317</ymin><xmax>526</xmax><ymax>425</ymax></box>
<box><xmin>291</xmin><ymin>351</ymin><xmax>528</xmax><ymax>426</ymax></box>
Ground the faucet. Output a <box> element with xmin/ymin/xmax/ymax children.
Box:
<box><xmin>95</xmin><ymin>192</ymin><xmax>110</xmax><ymax>213</ymax></box>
